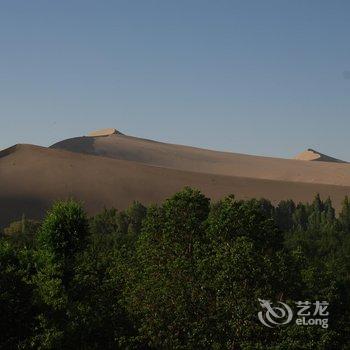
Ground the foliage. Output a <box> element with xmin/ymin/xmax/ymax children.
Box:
<box><xmin>0</xmin><ymin>241</ymin><xmax>37</xmax><ymax>349</ymax></box>
<box><xmin>2</xmin><ymin>215</ymin><xmax>41</xmax><ymax>248</ymax></box>
<box><xmin>124</xmin><ymin>188</ymin><xmax>210</xmax><ymax>349</ymax></box>
<box><xmin>33</xmin><ymin>200</ymin><xmax>89</xmax><ymax>349</ymax></box>
<box><xmin>1</xmin><ymin>190</ymin><xmax>350</xmax><ymax>349</ymax></box>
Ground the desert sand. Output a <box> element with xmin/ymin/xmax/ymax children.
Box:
<box><xmin>1</xmin><ymin>136</ymin><xmax>350</xmax><ymax>227</ymax></box>
<box><xmin>51</xmin><ymin>131</ymin><xmax>350</xmax><ymax>186</ymax></box>
<box><xmin>294</xmin><ymin>148</ymin><xmax>346</xmax><ymax>163</ymax></box>
<box><xmin>88</xmin><ymin>128</ymin><xmax>123</xmax><ymax>137</ymax></box>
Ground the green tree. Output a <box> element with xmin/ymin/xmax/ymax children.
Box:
<box><xmin>292</xmin><ymin>203</ymin><xmax>310</xmax><ymax>231</ymax></box>
<box><xmin>125</xmin><ymin>201</ymin><xmax>147</xmax><ymax>237</ymax></box>
<box><xmin>3</xmin><ymin>215</ymin><xmax>41</xmax><ymax>248</ymax></box>
<box><xmin>69</xmin><ymin>232</ymin><xmax>138</xmax><ymax>349</ymax></box>
<box><xmin>125</xmin><ymin>188</ymin><xmax>210</xmax><ymax>349</ymax></box>
<box><xmin>90</xmin><ymin>202</ymin><xmax>146</xmax><ymax>241</ymax></box>
<box><xmin>33</xmin><ymin>200</ymin><xmax>89</xmax><ymax>349</ymax></box>
<box><xmin>0</xmin><ymin>241</ymin><xmax>37</xmax><ymax>349</ymax></box>
<box><xmin>89</xmin><ymin>208</ymin><xmax>119</xmax><ymax>236</ymax></box>
<box><xmin>275</xmin><ymin>199</ymin><xmax>296</xmax><ymax>231</ymax></box>
<box><xmin>203</xmin><ymin>195</ymin><xmax>298</xmax><ymax>348</ymax></box>
<box><xmin>339</xmin><ymin>196</ymin><xmax>350</xmax><ymax>233</ymax></box>
<box><xmin>207</xmin><ymin>196</ymin><xmax>282</xmax><ymax>251</ymax></box>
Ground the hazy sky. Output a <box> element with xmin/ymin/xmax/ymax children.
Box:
<box><xmin>1</xmin><ymin>1</ymin><xmax>349</xmax><ymax>159</ymax></box>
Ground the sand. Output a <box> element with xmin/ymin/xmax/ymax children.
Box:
<box><xmin>294</xmin><ymin>148</ymin><xmax>346</xmax><ymax>163</ymax></box>
<box><xmin>88</xmin><ymin>128</ymin><xmax>123</xmax><ymax>137</ymax></box>
<box><xmin>1</xmin><ymin>143</ymin><xmax>350</xmax><ymax>227</ymax></box>
<box><xmin>51</xmin><ymin>132</ymin><xmax>350</xmax><ymax>187</ymax></box>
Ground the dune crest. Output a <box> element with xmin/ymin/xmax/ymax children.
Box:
<box><xmin>294</xmin><ymin>149</ymin><xmax>346</xmax><ymax>163</ymax></box>
<box><xmin>88</xmin><ymin>128</ymin><xmax>123</xmax><ymax>137</ymax></box>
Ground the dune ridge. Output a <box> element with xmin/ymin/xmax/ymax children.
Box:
<box><xmin>88</xmin><ymin>128</ymin><xmax>123</xmax><ymax>137</ymax></box>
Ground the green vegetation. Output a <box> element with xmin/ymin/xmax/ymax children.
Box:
<box><xmin>1</xmin><ymin>189</ymin><xmax>350</xmax><ymax>349</ymax></box>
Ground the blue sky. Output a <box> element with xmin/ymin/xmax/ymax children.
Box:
<box><xmin>1</xmin><ymin>0</ymin><xmax>349</xmax><ymax>159</ymax></box>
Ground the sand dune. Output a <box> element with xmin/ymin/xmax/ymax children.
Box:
<box><xmin>1</xmin><ymin>143</ymin><xmax>350</xmax><ymax>227</ymax></box>
<box><xmin>294</xmin><ymin>148</ymin><xmax>346</xmax><ymax>163</ymax></box>
<box><xmin>51</xmin><ymin>131</ymin><xmax>350</xmax><ymax>187</ymax></box>
<box><xmin>88</xmin><ymin>128</ymin><xmax>123</xmax><ymax>137</ymax></box>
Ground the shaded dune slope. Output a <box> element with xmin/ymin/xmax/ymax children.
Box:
<box><xmin>1</xmin><ymin>144</ymin><xmax>350</xmax><ymax>227</ymax></box>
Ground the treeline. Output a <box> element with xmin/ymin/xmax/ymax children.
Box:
<box><xmin>1</xmin><ymin>188</ymin><xmax>350</xmax><ymax>349</ymax></box>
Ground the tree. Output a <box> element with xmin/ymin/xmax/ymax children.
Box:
<box><xmin>0</xmin><ymin>241</ymin><xmax>37</xmax><ymax>349</ymax></box>
<box><xmin>339</xmin><ymin>196</ymin><xmax>350</xmax><ymax>233</ymax></box>
<box><xmin>37</xmin><ymin>200</ymin><xmax>88</xmax><ymax>266</ymax></box>
<box><xmin>3</xmin><ymin>215</ymin><xmax>41</xmax><ymax>248</ymax></box>
<box><xmin>2</xmin><ymin>191</ymin><xmax>350</xmax><ymax>348</ymax></box>
<box><xmin>207</xmin><ymin>195</ymin><xmax>282</xmax><ymax>251</ymax></box>
<box><xmin>275</xmin><ymin>199</ymin><xmax>296</xmax><ymax>231</ymax></box>
<box><xmin>89</xmin><ymin>202</ymin><xmax>147</xmax><ymax>241</ymax></box>
<box><xmin>33</xmin><ymin>200</ymin><xmax>89</xmax><ymax>349</ymax></box>
<box><xmin>292</xmin><ymin>203</ymin><xmax>310</xmax><ymax>231</ymax></box>
<box><xmin>68</xmin><ymin>232</ymin><xmax>138</xmax><ymax>349</ymax></box>
<box><xmin>125</xmin><ymin>201</ymin><xmax>147</xmax><ymax>237</ymax></box>
<box><xmin>89</xmin><ymin>208</ymin><xmax>119</xmax><ymax>236</ymax></box>
<box><xmin>203</xmin><ymin>195</ymin><xmax>298</xmax><ymax>348</ymax></box>
<box><xmin>125</xmin><ymin>188</ymin><xmax>210</xmax><ymax>349</ymax></box>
